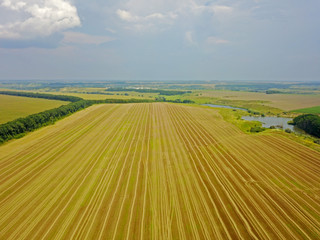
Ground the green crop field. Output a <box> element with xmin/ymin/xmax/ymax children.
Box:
<box><xmin>0</xmin><ymin>103</ymin><xmax>320</xmax><ymax>239</ymax></box>
<box><xmin>0</xmin><ymin>94</ymin><xmax>68</xmax><ymax>124</ymax></box>
<box><xmin>293</xmin><ymin>105</ymin><xmax>320</xmax><ymax>114</ymax></box>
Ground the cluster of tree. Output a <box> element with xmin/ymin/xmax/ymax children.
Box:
<box><xmin>0</xmin><ymin>91</ymin><xmax>83</xmax><ymax>102</ymax></box>
<box><xmin>250</xmin><ymin>126</ymin><xmax>265</xmax><ymax>133</ymax></box>
<box><xmin>285</xmin><ymin>128</ymin><xmax>292</xmax><ymax>133</ymax></box>
<box><xmin>106</xmin><ymin>88</ymin><xmax>191</xmax><ymax>96</ymax></box>
<box><xmin>293</xmin><ymin>114</ymin><xmax>320</xmax><ymax>138</ymax></box>
<box><xmin>247</xmin><ymin>110</ymin><xmax>261</xmax><ymax>115</ymax></box>
<box><xmin>266</xmin><ymin>90</ymin><xmax>283</xmax><ymax>94</ymax></box>
<box><xmin>171</xmin><ymin>99</ymin><xmax>195</xmax><ymax>104</ymax></box>
<box><xmin>0</xmin><ymin>98</ymin><xmax>154</xmax><ymax>144</ymax></box>
<box><xmin>154</xmin><ymin>96</ymin><xmax>195</xmax><ymax>104</ymax></box>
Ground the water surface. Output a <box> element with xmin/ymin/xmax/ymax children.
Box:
<box><xmin>204</xmin><ymin>103</ymin><xmax>304</xmax><ymax>134</ymax></box>
<box><xmin>203</xmin><ymin>104</ymin><xmax>247</xmax><ymax>111</ymax></box>
<box><xmin>242</xmin><ymin>116</ymin><xmax>304</xmax><ymax>133</ymax></box>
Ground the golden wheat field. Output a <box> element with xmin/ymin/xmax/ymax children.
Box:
<box><xmin>1</xmin><ymin>103</ymin><xmax>320</xmax><ymax>239</ymax></box>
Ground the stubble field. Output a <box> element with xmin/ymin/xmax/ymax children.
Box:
<box><xmin>0</xmin><ymin>103</ymin><xmax>320</xmax><ymax>239</ymax></box>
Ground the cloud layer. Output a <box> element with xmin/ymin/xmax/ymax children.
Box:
<box><xmin>1</xmin><ymin>0</ymin><xmax>319</xmax><ymax>81</ymax></box>
<box><xmin>115</xmin><ymin>0</ymin><xmax>234</xmax><ymax>32</ymax></box>
<box><xmin>62</xmin><ymin>32</ymin><xmax>114</xmax><ymax>45</ymax></box>
<box><xmin>0</xmin><ymin>0</ymin><xmax>80</xmax><ymax>39</ymax></box>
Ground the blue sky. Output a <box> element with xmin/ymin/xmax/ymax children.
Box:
<box><xmin>0</xmin><ymin>0</ymin><xmax>319</xmax><ymax>81</ymax></box>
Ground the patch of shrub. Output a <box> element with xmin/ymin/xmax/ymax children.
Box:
<box><xmin>287</xmin><ymin>120</ymin><xmax>294</xmax><ymax>125</ymax></box>
<box><xmin>250</xmin><ymin>127</ymin><xmax>265</xmax><ymax>133</ymax></box>
<box><xmin>285</xmin><ymin>128</ymin><xmax>292</xmax><ymax>133</ymax></box>
<box><xmin>313</xmin><ymin>139</ymin><xmax>320</xmax><ymax>145</ymax></box>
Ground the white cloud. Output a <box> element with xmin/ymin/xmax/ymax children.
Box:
<box><xmin>207</xmin><ymin>36</ymin><xmax>230</xmax><ymax>44</ymax></box>
<box><xmin>116</xmin><ymin>8</ymin><xmax>177</xmax><ymax>31</ymax></box>
<box><xmin>117</xmin><ymin>9</ymin><xmax>176</xmax><ymax>23</ymax></box>
<box><xmin>211</xmin><ymin>5</ymin><xmax>233</xmax><ymax>14</ymax></box>
<box><xmin>0</xmin><ymin>0</ymin><xmax>81</xmax><ymax>39</ymax></box>
<box><xmin>146</xmin><ymin>13</ymin><xmax>165</xmax><ymax>20</ymax></box>
<box><xmin>116</xmin><ymin>9</ymin><xmax>139</xmax><ymax>22</ymax></box>
<box><xmin>122</xmin><ymin>0</ymin><xmax>181</xmax><ymax>15</ymax></box>
<box><xmin>1</xmin><ymin>0</ymin><xmax>26</xmax><ymax>10</ymax></box>
<box><xmin>62</xmin><ymin>32</ymin><xmax>115</xmax><ymax>45</ymax></box>
<box><xmin>105</xmin><ymin>28</ymin><xmax>116</xmax><ymax>34</ymax></box>
<box><xmin>115</xmin><ymin>1</ymin><xmax>234</xmax><ymax>32</ymax></box>
<box><xmin>185</xmin><ymin>31</ymin><xmax>196</xmax><ymax>45</ymax></box>
<box><xmin>188</xmin><ymin>3</ymin><xmax>234</xmax><ymax>17</ymax></box>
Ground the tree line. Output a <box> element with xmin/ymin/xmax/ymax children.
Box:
<box><xmin>0</xmin><ymin>91</ymin><xmax>83</xmax><ymax>102</ymax></box>
<box><xmin>0</xmin><ymin>98</ymin><xmax>153</xmax><ymax>144</ymax></box>
<box><xmin>106</xmin><ymin>88</ymin><xmax>191</xmax><ymax>96</ymax></box>
<box><xmin>293</xmin><ymin>114</ymin><xmax>320</xmax><ymax>138</ymax></box>
<box><xmin>266</xmin><ymin>90</ymin><xmax>283</xmax><ymax>94</ymax></box>
<box><xmin>154</xmin><ymin>96</ymin><xmax>195</xmax><ymax>104</ymax></box>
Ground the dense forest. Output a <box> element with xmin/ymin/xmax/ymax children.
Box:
<box><xmin>106</xmin><ymin>88</ymin><xmax>191</xmax><ymax>96</ymax></box>
<box><xmin>0</xmin><ymin>91</ymin><xmax>83</xmax><ymax>102</ymax></box>
<box><xmin>293</xmin><ymin>114</ymin><xmax>320</xmax><ymax>138</ymax></box>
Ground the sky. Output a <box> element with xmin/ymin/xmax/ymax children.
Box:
<box><xmin>0</xmin><ymin>0</ymin><xmax>319</xmax><ymax>81</ymax></box>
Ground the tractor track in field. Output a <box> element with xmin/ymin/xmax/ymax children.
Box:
<box><xmin>1</xmin><ymin>103</ymin><xmax>320</xmax><ymax>239</ymax></box>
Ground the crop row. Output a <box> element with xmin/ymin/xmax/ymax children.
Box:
<box><xmin>0</xmin><ymin>103</ymin><xmax>319</xmax><ymax>239</ymax></box>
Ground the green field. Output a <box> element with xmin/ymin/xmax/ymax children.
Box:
<box><xmin>293</xmin><ymin>106</ymin><xmax>320</xmax><ymax>114</ymax></box>
<box><xmin>0</xmin><ymin>94</ymin><xmax>68</xmax><ymax>124</ymax></box>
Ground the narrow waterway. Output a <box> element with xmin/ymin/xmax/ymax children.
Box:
<box><xmin>203</xmin><ymin>104</ymin><xmax>247</xmax><ymax>111</ymax></box>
